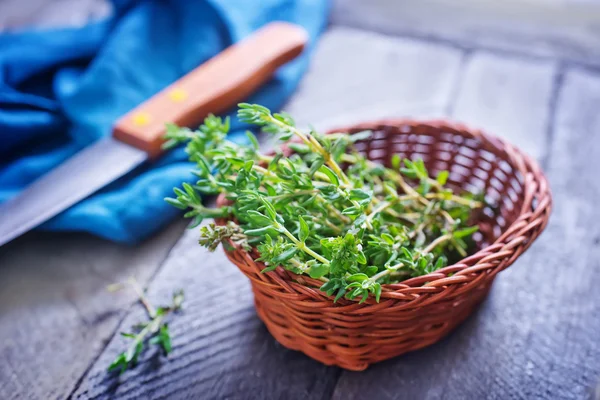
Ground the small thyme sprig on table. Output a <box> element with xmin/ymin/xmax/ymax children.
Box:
<box><xmin>165</xmin><ymin>103</ymin><xmax>483</xmax><ymax>303</ymax></box>
<box><xmin>107</xmin><ymin>278</ymin><xmax>184</xmax><ymax>374</ymax></box>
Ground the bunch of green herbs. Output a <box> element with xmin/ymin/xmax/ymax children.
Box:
<box><xmin>107</xmin><ymin>278</ymin><xmax>184</xmax><ymax>374</ymax></box>
<box><xmin>165</xmin><ymin>104</ymin><xmax>482</xmax><ymax>303</ymax></box>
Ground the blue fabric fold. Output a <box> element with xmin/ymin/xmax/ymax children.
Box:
<box><xmin>0</xmin><ymin>0</ymin><xmax>329</xmax><ymax>243</ymax></box>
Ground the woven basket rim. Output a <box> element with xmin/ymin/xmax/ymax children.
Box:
<box><xmin>215</xmin><ymin>118</ymin><xmax>552</xmax><ymax>304</ymax></box>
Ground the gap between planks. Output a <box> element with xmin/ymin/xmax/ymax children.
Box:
<box><xmin>64</xmin><ymin>222</ymin><xmax>190</xmax><ymax>400</ymax></box>
<box><xmin>332</xmin><ymin>0</ymin><xmax>600</xmax><ymax>69</ymax></box>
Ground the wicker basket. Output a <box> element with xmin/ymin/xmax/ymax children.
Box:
<box><xmin>216</xmin><ymin>119</ymin><xmax>552</xmax><ymax>371</ymax></box>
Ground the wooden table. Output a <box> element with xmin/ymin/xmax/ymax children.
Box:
<box><xmin>2</xmin><ymin>1</ymin><xmax>600</xmax><ymax>399</ymax></box>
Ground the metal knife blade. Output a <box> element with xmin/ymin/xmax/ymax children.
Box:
<box><xmin>0</xmin><ymin>139</ymin><xmax>146</xmax><ymax>246</ymax></box>
<box><xmin>0</xmin><ymin>22</ymin><xmax>307</xmax><ymax>246</ymax></box>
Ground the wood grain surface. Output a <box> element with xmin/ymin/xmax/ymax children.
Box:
<box><xmin>70</xmin><ymin>227</ymin><xmax>341</xmax><ymax>400</ymax></box>
<box><xmin>284</xmin><ymin>27</ymin><xmax>463</xmax><ymax>128</ymax></box>
<box><xmin>451</xmin><ymin>52</ymin><xmax>558</xmax><ymax>160</ymax></box>
<box><xmin>332</xmin><ymin>0</ymin><xmax>600</xmax><ymax>67</ymax></box>
<box><xmin>0</xmin><ymin>221</ymin><xmax>188</xmax><ymax>400</ymax></box>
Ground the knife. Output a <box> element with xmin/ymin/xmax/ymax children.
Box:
<box><xmin>0</xmin><ymin>22</ymin><xmax>307</xmax><ymax>246</ymax></box>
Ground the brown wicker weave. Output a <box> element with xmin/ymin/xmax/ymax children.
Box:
<box><xmin>216</xmin><ymin>119</ymin><xmax>552</xmax><ymax>371</ymax></box>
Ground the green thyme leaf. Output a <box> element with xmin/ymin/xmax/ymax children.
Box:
<box><xmin>299</xmin><ymin>216</ymin><xmax>309</xmax><ymax>242</ymax></box>
<box><xmin>107</xmin><ymin>278</ymin><xmax>184</xmax><ymax>374</ymax></box>
<box><xmin>309</xmin><ymin>263</ymin><xmax>329</xmax><ymax>279</ymax></box>
<box><xmin>319</xmin><ymin>165</ymin><xmax>340</xmax><ymax>186</ymax></box>
<box><xmin>453</xmin><ymin>226</ymin><xmax>479</xmax><ymax>239</ymax></box>
<box><xmin>436</xmin><ymin>170</ymin><xmax>449</xmax><ymax>185</ymax></box>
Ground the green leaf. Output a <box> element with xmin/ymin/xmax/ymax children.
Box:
<box><xmin>264</xmin><ymin>183</ymin><xmax>277</xmax><ymax>197</ymax></box>
<box><xmin>318</xmin><ymin>165</ymin><xmax>340</xmax><ymax>186</ymax></box>
<box><xmin>331</xmin><ymin>138</ymin><xmax>347</xmax><ymax>159</ymax></box>
<box><xmin>125</xmin><ymin>339</ymin><xmax>143</xmax><ymax>364</ymax></box>
<box><xmin>334</xmin><ymin>287</ymin><xmax>346</xmax><ymax>303</ymax></box>
<box><xmin>349</xmin><ymin>189</ymin><xmax>372</xmax><ymax>201</ymax></box>
<box><xmin>243</xmin><ymin>160</ymin><xmax>254</xmax><ymax>172</ymax></box>
<box><xmin>184</xmin><ymin>211</ymin><xmax>196</xmax><ymax>218</ymax></box>
<box><xmin>149</xmin><ymin>336</ymin><xmax>161</xmax><ymax>345</ymax></box>
<box><xmin>288</xmin><ymin>143</ymin><xmax>311</xmax><ymax>154</ymax></box>
<box><xmin>400</xmin><ymin>168</ymin><xmax>418</xmax><ymax>179</ymax></box>
<box><xmin>352</xmin><ymin>214</ymin><xmax>367</xmax><ymax>229</ymax></box>
<box><xmin>342</xmin><ymin>206</ymin><xmax>360</xmax><ymax>216</ymax></box>
<box><xmin>356</xmin><ymin>250</ymin><xmax>367</xmax><ymax>265</ymax></box>
<box><xmin>350</xmin><ymin>130</ymin><xmax>372</xmax><ymax>142</ymax></box>
<box><xmin>373</xmin><ymin>283</ymin><xmax>382</xmax><ymax>302</ymax></box>
<box><xmin>188</xmin><ymin>215</ymin><xmax>203</xmax><ymax>229</ymax></box>
<box><xmin>274</xmin><ymin>112</ymin><xmax>295</xmax><ymax>126</ymax></box>
<box><xmin>420</xmin><ymin>179</ymin><xmax>431</xmax><ymax>195</ymax></box>
<box><xmin>309</xmin><ymin>156</ymin><xmax>325</xmax><ymax>177</ymax></box>
<box><xmin>453</xmin><ymin>226</ymin><xmax>479</xmax><ymax>239</ymax></box>
<box><xmin>299</xmin><ymin>216</ymin><xmax>309</xmax><ymax>242</ymax></box>
<box><xmin>244</xmin><ymin>226</ymin><xmax>279</xmax><ymax>237</ymax></box>
<box><xmin>269</xmin><ymin>152</ymin><xmax>283</xmax><ymax>170</ymax></box>
<box><xmin>364</xmin><ymin>266</ymin><xmax>379</xmax><ymax>276</ymax></box>
<box><xmin>196</xmin><ymin>154</ymin><xmax>211</xmax><ymax>175</ymax></box>
<box><xmin>391</xmin><ymin>154</ymin><xmax>401</xmax><ymax>169</ymax></box>
<box><xmin>309</xmin><ymin>263</ymin><xmax>329</xmax><ymax>279</ymax></box>
<box><xmin>346</xmin><ymin>282</ymin><xmax>361</xmax><ymax>290</ymax></box>
<box><xmin>272</xmin><ymin>247</ymin><xmax>298</xmax><ymax>263</ymax></box>
<box><xmin>347</xmin><ymin>273</ymin><xmax>369</xmax><ymax>282</ymax></box>
<box><xmin>160</xmin><ymin>325</ymin><xmax>172</xmax><ymax>354</ymax></box>
<box><xmin>414</xmin><ymin>159</ymin><xmax>428</xmax><ymax>179</ymax></box>
<box><xmin>359</xmin><ymin>291</ymin><xmax>369</xmax><ymax>304</ymax></box>
<box><xmin>278</xmin><ymin>131</ymin><xmax>293</xmax><ymax>141</ymax></box>
<box><xmin>320</xmin><ymin>280</ymin><xmax>336</xmax><ymax>295</ymax></box>
<box><xmin>350</xmin><ymin>288</ymin><xmax>363</xmax><ymax>299</ymax></box>
<box><xmin>162</xmin><ymin>139</ymin><xmax>179</xmax><ymax>150</ymax></box>
<box><xmin>246</xmin><ymin>210</ymin><xmax>274</xmax><ymax>226</ymax></box>
<box><xmin>182</xmin><ymin>182</ymin><xmax>200</xmax><ymax>202</ymax></box>
<box><xmin>164</xmin><ymin>197</ymin><xmax>187</xmax><ymax>210</ymax></box>
<box><xmin>108</xmin><ymin>353</ymin><xmax>127</xmax><ymax>373</ymax></box>
<box><xmin>418</xmin><ymin>257</ymin><xmax>428</xmax><ymax>272</ymax></box>
<box><xmin>400</xmin><ymin>247</ymin><xmax>412</xmax><ymax>260</ymax></box>
<box><xmin>245</xmin><ymin>130</ymin><xmax>260</xmax><ymax>150</ymax></box>
<box><xmin>434</xmin><ymin>257</ymin><xmax>446</xmax><ymax>270</ymax></box>
<box><xmin>381</xmin><ymin>233</ymin><xmax>395</xmax><ymax>245</ymax></box>
<box><xmin>436</xmin><ymin>170</ymin><xmax>449</xmax><ymax>185</ymax></box>
<box><xmin>260</xmin><ymin>198</ymin><xmax>278</xmax><ymax>220</ymax></box>
<box><xmin>120</xmin><ymin>332</ymin><xmax>136</xmax><ymax>339</ymax></box>
<box><xmin>261</xmin><ymin>264</ymin><xmax>278</xmax><ymax>273</ymax></box>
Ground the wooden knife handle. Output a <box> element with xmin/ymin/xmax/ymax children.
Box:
<box><xmin>112</xmin><ymin>22</ymin><xmax>308</xmax><ymax>158</ymax></box>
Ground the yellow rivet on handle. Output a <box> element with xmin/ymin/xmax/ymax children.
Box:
<box><xmin>168</xmin><ymin>88</ymin><xmax>188</xmax><ymax>102</ymax></box>
<box><xmin>132</xmin><ymin>112</ymin><xmax>151</xmax><ymax>126</ymax></box>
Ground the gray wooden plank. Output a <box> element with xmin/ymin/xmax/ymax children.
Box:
<box><xmin>69</xmin><ymin>28</ymin><xmax>466</xmax><ymax>400</ymax></box>
<box><xmin>71</xmin><ymin>226</ymin><xmax>341</xmax><ymax>400</ymax></box>
<box><xmin>332</xmin><ymin>0</ymin><xmax>600</xmax><ymax>67</ymax></box>
<box><xmin>330</xmin><ymin>67</ymin><xmax>600</xmax><ymax>400</ymax></box>
<box><xmin>452</xmin><ymin>52</ymin><xmax>558</xmax><ymax>160</ymax></box>
<box><xmin>284</xmin><ymin>27</ymin><xmax>463</xmax><ymax>129</ymax></box>
<box><xmin>0</xmin><ymin>220</ymin><xmax>188</xmax><ymax>400</ymax></box>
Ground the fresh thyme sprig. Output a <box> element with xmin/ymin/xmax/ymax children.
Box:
<box><xmin>165</xmin><ymin>103</ymin><xmax>483</xmax><ymax>303</ymax></box>
<box><xmin>107</xmin><ymin>278</ymin><xmax>184</xmax><ymax>374</ymax></box>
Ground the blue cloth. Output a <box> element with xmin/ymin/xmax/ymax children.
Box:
<box><xmin>0</xmin><ymin>0</ymin><xmax>329</xmax><ymax>243</ymax></box>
